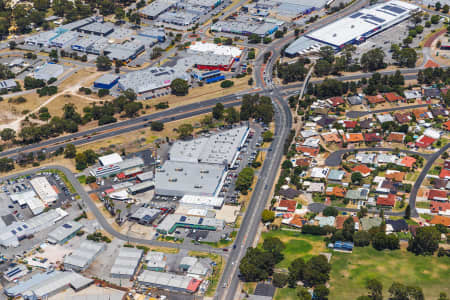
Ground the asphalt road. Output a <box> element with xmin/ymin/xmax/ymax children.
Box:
<box><xmin>325</xmin><ymin>147</ymin><xmax>432</xmax><ymax>167</ymax></box>
<box><xmin>1</xmin><ymin>165</ymin><xmax>227</xmax><ymax>255</ymax></box>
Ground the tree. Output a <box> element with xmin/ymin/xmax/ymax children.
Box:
<box><xmin>366</xmin><ymin>278</ymin><xmax>383</xmax><ymax>300</ymax></box>
<box><xmin>297</xmin><ymin>287</ymin><xmax>312</xmax><ymax>300</ymax></box>
<box><xmin>351</xmin><ymin>172</ymin><xmax>363</xmax><ymax>184</ymax></box>
<box><xmin>263</xmin><ymin>237</ymin><xmax>285</xmax><ymax>263</ymax></box>
<box><xmin>288</xmin><ymin>257</ymin><xmax>306</xmax><ymax>287</ymax></box>
<box><xmin>407</xmin><ymin>226</ymin><xmax>440</xmax><ymax>255</ymax></box>
<box><xmin>323</xmin><ymin>206</ymin><xmax>339</xmax><ymax>217</ymax></box>
<box><xmin>248</xmin><ymin>33</ymin><xmax>261</xmax><ymax>44</ymax></box>
<box><xmin>431</xmin><ymin>15</ymin><xmax>440</xmax><ymax>24</ymax></box>
<box><xmin>272</xmin><ymin>273</ymin><xmax>289</xmax><ymax>288</ymax></box>
<box><xmin>314</xmin><ymin>284</ymin><xmax>330</xmax><ymax>300</ymax></box>
<box><xmin>98</xmin><ymin>89</ymin><xmax>109</xmax><ymax>98</ymax></box>
<box><xmin>220</xmin><ymin>80</ymin><xmax>234</xmax><ymax>88</ymax></box>
<box><xmin>302</xmin><ymin>255</ymin><xmax>331</xmax><ymax>286</ymax></box>
<box><xmin>96</xmin><ymin>55</ymin><xmax>112</xmax><ymax>71</ymax></box>
<box><xmin>64</xmin><ymin>143</ymin><xmax>76</xmax><ymax>158</ymax></box>
<box><xmin>150</xmin><ymin>121</ymin><xmax>164</xmax><ymax>131</ymax></box>
<box><xmin>395</xmin><ymin>48</ymin><xmax>417</xmax><ymax>68</ymax></box>
<box><xmin>0</xmin><ymin>157</ymin><xmax>14</xmax><ymax>172</ymax></box>
<box><xmin>438</xmin><ymin>292</ymin><xmax>449</xmax><ymax>300</ymax></box>
<box><xmin>239</xmin><ymin>247</ymin><xmax>276</xmax><ymax>281</ymax></box>
<box><xmin>261</xmin><ymin>209</ymin><xmax>275</xmax><ymax>223</ymax></box>
<box><xmin>319</xmin><ymin>46</ymin><xmax>335</xmax><ymax>63</ymax></box>
<box><xmin>1</xmin><ymin>128</ymin><xmax>16</xmax><ymax>141</ymax></box>
<box><xmin>236</xmin><ymin>167</ymin><xmax>254</xmax><ymax>194</ymax></box>
<box><xmin>170</xmin><ymin>78</ymin><xmax>189</xmax><ymax>96</ymax></box>
<box><xmin>178</xmin><ymin>123</ymin><xmax>193</xmax><ymax>139</ymax></box>
<box><xmin>353</xmin><ymin>230</ymin><xmax>371</xmax><ymax>247</ymax></box>
<box><xmin>360</xmin><ymin>48</ymin><xmax>386</xmax><ymax>71</ymax></box>
<box><xmin>212</xmin><ymin>103</ymin><xmax>224</xmax><ymax>119</ymax></box>
<box><xmin>85</xmin><ymin>175</ymin><xmax>96</xmax><ymax>184</ymax></box>
<box><xmin>49</xmin><ymin>49</ymin><xmax>58</xmax><ymax>62</ymax></box>
<box><xmin>224</xmin><ymin>107</ymin><xmax>239</xmax><ymax>124</ymax></box>
<box><xmin>389</xmin><ymin>282</ymin><xmax>409</xmax><ymax>300</ymax></box>
<box><xmin>262</xmin><ymin>130</ymin><xmax>273</xmax><ymax>142</ymax></box>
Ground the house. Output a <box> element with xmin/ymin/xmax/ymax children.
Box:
<box><xmin>429</xmin><ymin>215</ymin><xmax>450</xmax><ymax>227</ymax></box>
<box><xmin>335</xmin><ymin>215</ymin><xmax>359</xmax><ymax>230</ymax></box>
<box><xmin>328</xmin><ymin>96</ymin><xmax>345</xmax><ymax>107</ymax></box>
<box><xmin>415</xmin><ymin>135</ymin><xmax>435</xmax><ymax>148</ymax></box>
<box><xmin>375</xmin><ymin>178</ymin><xmax>398</xmax><ymax>194</ymax></box>
<box><xmin>384</xmin><ymin>92</ymin><xmax>404</xmax><ymax>102</ymax></box>
<box><xmin>376</xmin><ymin>114</ymin><xmax>394</xmax><ymax>124</ymax></box>
<box><xmin>404</xmin><ymin>90</ymin><xmax>422</xmax><ymax>100</ymax></box>
<box><xmin>430</xmin><ymin>201</ymin><xmax>450</xmax><ymax>215</ymax></box>
<box><xmin>377</xmin><ymin>154</ymin><xmax>398</xmax><ymax>164</ymax></box>
<box><xmin>344</xmin><ymin>133</ymin><xmax>364</xmax><ymax>143</ymax></box>
<box><xmin>431</xmin><ymin>107</ymin><xmax>449</xmax><ymax>118</ymax></box>
<box><xmin>428</xmin><ymin>189</ymin><xmax>448</xmax><ymax>201</ymax></box>
<box><xmin>296</xmin><ymin>158</ymin><xmax>311</xmax><ymax>167</ymax></box>
<box><xmin>313</xmin><ymin>216</ymin><xmax>335</xmax><ymax>227</ymax></box>
<box><xmin>321</xmin><ymin>132</ymin><xmax>341</xmax><ymax>144</ymax></box>
<box><xmin>398</xmin><ymin>156</ymin><xmax>416</xmax><ymax>168</ymax></box>
<box><xmin>359</xmin><ymin>118</ymin><xmax>373</xmax><ymax>129</ymax></box>
<box><xmin>445</xmin><ymin>160</ymin><xmax>450</xmax><ymax>170</ymax></box>
<box><xmin>385</xmin><ymin>219</ymin><xmax>408</xmax><ymax>232</ymax></box>
<box><xmin>377</xmin><ymin>193</ymin><xmax>396</xmax><ymax>207</ymax></box>
<box><xmin>394</xmin><ymin>112</ymin><xmax>411</xmax><ymax>124</ymax></box>
<box><xmin>413</xmin><ymin>108</ymin><xmax>432</xmax><ymax>120</ymax></box>
<box><xmin>310</xmin><ymin>167</ymin><xmax>329</xmax><ymax>179</ymax></box>
<box><xmin>433</xmin><ymin>178</ymin><xmax>448</xmax><ymax>189</ymax></box>
<box><xmin>424</xmin><ymin>128</ymin><xmax>441</xmax><ymax>140</ymax></box>
<box><xmin>296</xmin><ymin>146</ymin><xmax>319</xmax><ymax>157</ymax></box>
<box><xmin>366</xmin><ymin>94</ymin><xmax>385</xmax><ymax>104</ymax></box>
<box><xmin>360</xmin><ymin>216</ymin><xmax>382</xmax><ymax>231</ymax></box>
<box><xmin>316</xmin><ymin>116</ymin><xmax>336</xmax><ymax>128</ymax></box>
<box><xmin>279</xmin><ymin>187</ymin><xmax>301</xmax><ymax>199</ymax></box>
<box><xmin>345</xmin><ymin>188</ymin><xmax>369</xmax><ymax>203</ymax></box>
<box><xmin>356</xmin><ymin>153</ymin><xmax>376</xmax><ymax>164</ymax></box>
<box><xmin>352</xmin><ymin>165</ymin><xmax>372</xmax><ymax>177</ymax></box>
<box><xmin>347</xmin><ymin>95</ymin><xmax>362</xmax><ymax>105</ymax></box>
<box><xmin>277</xmin><ymin>199</ymin><xmax>297</xmax><ymax>212</ymax></box>
<box><xmin>439</xmin><ymin>169</ymin><xmax>450</xmax><ymax>180</ymax></box>
<box><xmin>443</xmin><ymin>120</ymin><xmax>450</xmax><ymax>131</ymax></box>
<box><xmin>385</xmin><ymin>171</ymin><xmax>405</xmax><ymax>182</ymax></box>
<box><xmin>301</xmin><ymin>130</ymin><xmax>318</xmax><ymax>139</ymax></box>
<box><xmin>307</xmin><ymin>182</ymin><xmax>325</xmax><ymax>193</ymax></box>
<box><xmin>423</xmin><ymin>87</ymin><xmax>441</xmax><ymax>99</ymax></box>
<box><xmin>326</xmin><ymin>186</ymin><xmax>346</xmax><ymax>198</ymax></box>
<box><xmin>327</xmin><ymin>169</ymin><xmax>345</xmax><ymax>183</ymax></box>
<box><xmin>344</xmin><ymin>120</ymin><xmax>357</xmax><ymax>129</ymax></box>
<box><xmin>364</xmin><ymin>133</ymin><xmax>383</xmax><ymax>143</ymax></box>
<box><xmin>288</xmin><ymin>214</ymin><xmax>307</xmax><ymax>228</ymax></box>
<box><xmin>386</xmin><ymin>132</ymin><xmax>405</xmax><ymax>143</ymax></box>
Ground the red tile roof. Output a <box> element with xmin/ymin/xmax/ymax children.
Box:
<box><xmin>377</xmin><ymin>194</ymin><xmax>396</xmax><ymax>207</ymax></box>
<box><xmin>429</xmin><ymin>215</ymin><xmax>450</xmax><ymax>227</ymax></box>
<box><xmin>424</xmin><ymin>60</ymin><xmax>439</xmax><ymax>68</ymax></box>
<box><xmin>440</xmin><ymin>169</ymin><xmax>450</xmax><ymax>180</ymax></box>
<box><xmin>278</xmin><ymin>199</ymin><xmax>297</xmax><ymax>212</ymax></box>
<box><xmin>385</xmin><ymin>171</ymin><xmax>406</xmax><ymax>182</ymax></box>
<box><xmin>387</xmin><ymin>132</ymin><xmax>405</xmax><ymax>143</ymax></box>
<box><xmin>430</xmin><ymin>201</ymin><xmax>450</xmax><ymax>213</ymax></box>
<box><xmin>428</xmin><ymin>189</ymin><xmax>448</xmax><ymax>201</ymax></box>
<box><xmin>344</xmin><ymin>133</ymin><xmax>364</xmax><ymax>143</ymax></box>
<box><xmin>326</xmin><ymin>186</ymin><xmax>346</xmax><ymax>198</ymax></box>
<box><xmin>364</xmin><ymin>132</ymin><xmax>383</xmax><ymax>142</ymax></box>
<box><xmin>394</xmin><ymin>112</ymin><xmax>411</xmax><ymax>124</ymax></box>
<box><xmin>415</xmin><ymin>135</ymin><xmax>436</xmax><ymax>148</ymax></box>
<box><xmin>352</xmin><ymin>165</ymin><xmax>372</xmax><ymax>176</ymax></box>
<box><xmin>296</xmin><ymin>158</ymin><xmax>311</xmax><ymax>167</ymax></box>
<box><xmin>384</xmin><ymin>92</ymin><xmax>404</xmax><ymax>102</ymax></box>
<box><xmin>296</xmin><ymin>146</ymin><xmax>319</xmax><ymax>157</ymax></box>
<box><xmin>444</xmin><ymin>120</ymin><xmax>450</xmax><ymax>131</ymax></box>
<box><xmin>344</xmin><ymin>120</ymin><xmax>358</xmax><ymax>128</ymax></box>
<box><xmin>289</xmin><ymin>214</ymin><xmax>306</xmax><ymax>228</ymax></box>
<box><xmin>400</xmin><ymin>156</ymin><xmax>416</xmax><ymax>168</ymax></box>
<box><xmin>329</xmin><ymin>96</ymin><xmax>345</xmax><ymax>107</ymax></box>
<box><xmin>366</xmin><ymin>95</ymin><xmax>385</xmax><ymax>104</ymax></box>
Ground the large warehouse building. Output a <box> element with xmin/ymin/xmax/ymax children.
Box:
<box><xmin>285</xmin><ymin>0</ymin><xmax>419</xmax><ymax>55</ymax></box>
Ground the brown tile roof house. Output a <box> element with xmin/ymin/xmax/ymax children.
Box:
<box><xmin>296</xmin><ymin>158</ymin><xmax>311</xmax><ymax>167</ymax></box>
<box><xmin>430</xmin><ymin>201</ymin><xmax>450</xmax><ymax>214</ymax></box>
<box><xmin>366</xmin><ymin>94</ymin><xmax>385</xmax><ymax>104</ymax></box>
<box><xmin>428</xmin><ymin>189</ymin><xmax>448</xmax><ymax>201</ymax></box>
<box><xmin>352</xmin><ymin>165</ymin><xmax>372</xmax><ymax>177</ymax></box>
<box><xmin>413</xmin><ymin>108</ymin><xmax>432</xmax><ymax>120</ymax></box>
<box><xmin>429</xmin><ymin>215</ymin><xmax>450</xmax><ymax>227</ymax></box>
<box><xmin>296</xmin><ymin>146</ymin><xmax>319</xmax><ymax>157</ymax></box>
<box><xmin>433</xmin><ymin>178</ymin><xmax>448</xmax><ymax>189</ymax></box>
<box><xmin>385</xmin><ymin>171</ymin><xmax>406</xmax><ymax>182</ymax></box>
<box><xmin>326</xmin><ymin>186</ymin><xmax>347</xmax><ymax>198</ymax></box>
<box><xmin>386</xmin><ymin>132</ymin><xmax>405</xmax><ymax>143</ymax></box>
<box><xmin>344</xmin><ymin>133</ymin><xmax>364</xmax><ymax>143</ymax></box>
<box><xmin>277</xmin><ymin>199</ymin><xmax>297</xmax><ymax>212</ymax></box>
<box><xmin>321</xmin><ymin>132</ymin><xmax>341</xmax><ymax>143</ymax></box>
<box><xmin>335</xmin><ymin>215</ymin><xmax>359</xmax><ymax>230</ymax></box>
<box><xmin>384</xmin><ymin>92</ymin><xmax>404</xmax><ymax>102</ymax></box>
<box><xmin>289</xmin><ymin>215</ymin><xmax>307</xmax><ymax>228</ymax></box>
<box><xmin>443</xmin><ymin>120</ymin><xmax>450</xmax><ymax>131</ymax></box>
<box><xmin>394</xmin><ymin>112</ymin><xmax>411</xmax><ymax>124</ymax></box>
<box><xmin>329</xmin><ymin>96</ymin><xmax>345</xmax><ymax>107</ymax></box>
<box><xmin>377</xmin><ymin>193</ymin><xmax>396</xmax><ymax>207</ymax></box>
<box><xmin>364</xmin><ymin>132</ymin><xmax>383</xmax><ymax>142</ymax></box>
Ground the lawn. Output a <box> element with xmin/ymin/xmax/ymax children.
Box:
<box><xmin>259</xmin><ymin>230</ymin><xmax>327</xmax><ymax>269</ymax></box>
<box><xmin>274</xmin><ymin>287</ymin><xmax>298</xmax><ymax>300</ymax></box>
<box><xmin>329</xmin><ymin>245</ymin><xmax>450</xmax><ymax>299</ymax></box>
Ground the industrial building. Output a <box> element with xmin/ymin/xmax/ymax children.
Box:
<box><xmin>211</xmin><ymin>20</ymin><xmax>278</xmax><ymax>37</ymax></box>
<box><xmin>157</xmin><ymin>214</ymin><xmax>225</xmax><ymax>234</ymax></box>
<box><xmin>138</xmin><ymin>26</ymin><xmax>166</xmax><ymax>42</ymax></box>
<box><xmin>138</xmin><ymin>270</ymin><xmax>202</xmax><ymax>293</ymax></box>
<box><xmin>99</xmin><ymin>153</ymin><xmax>123</xmax><ymax>166</ymax></box>
<box><xmin>118</xmin><ymin>67</ymin><xmax>190</xmax><ymax>95</ymax></box>
<box><xmin>47</xmin><ymin>221</ymin><xmax>83</xmax><ymax>245</ymax></box>
<box><xmin>128</xmin><ymin>181</ymin><xmax>155</xmax><ymax>195</ymax></box>
<box><xmin>110</xmin><ymin>247</ymin><xmax>144</xmax><ymax>278</ymax></box>
<box><xmin>286</xmin><ymin>0</ymin><xmax>419</xmax><ymax>56</ymax></box>
<box><xmin>29</xmin><ymin>176</ymin><xmax>58</xmax><ymax>205</ymax></box>
<box><xmin>0</xmin><ymin>79</ymin><xmax>17</xmax><ymax>91</ymax></box>
<box><xmin>169</xmin><ymin>126</ymin><xmax>249</xmax><ymax>166</ymax></box>
<box><xmin>188</xmin><ymin>42</ymin><xmax>243</xmax><ymax>58</ymax></box>
<box><xmin>4</xmin><ymin>271</ymin><xmax>93</xmax><ymax>299</ymax></box>
<box><xmin>140</xmin><ymin>0</ymin><xmax>177</xmax><ymax>20</ymax></box>
<box><xmin>50</xmin><ymin>30</ymin><xmax>79</xmax><ymax>48</ymax></box>
<box><xmin>157</xmin><ymin>11</ymin><xmax>200</xmax><ymax>28</ymax></box>
<box><xmin>0</xmin><ymin>208</ymin><xmax>68</xmax><ymax>247</ymax></box>
<box><xmin>179</xmin><ymin>195</ymin><xmax>224</xmax><ymax>209</ymax></box>
<box><xmin>94</xmin><ymin>74</ymin><xmax>120</xmax><ymax>89</ymax></box>
<box><xmin>10</xmin><ymin>190</ymin><xmax>45</xmax><ymax>215</ymax></box>
<box><xmin>63</xmin><ymin>240</ymin><xmax>106</xmax><ymax>272</ymax></box>
<box><xmin>137</xmin><ymin>171</ymin><xmax>154</xmax><ymax>182</ymax></box>
<box><xmin>129</xmin><ymin>207</ymin><xmax>160</xmax><ymax>224</ymax></box>
<box><xmin>77</xmin><ymin>22</ymin><xmax>115</xmax><ymax>36</ymax></box>
<box><xmin>105</xmin><ymin>40</ymin><xmax>146</xmax><ymax>63</ymax></box>
<box><xmin>33</xmin><ymin>63</ymin><xmax>64</xmax><ymax>82</ymax></box>
<box><xmin>155</xmin><ymin>161</ymin><xmax>226</xmax><ymax>197</ymax></box>
<box><xmin>90</xmin><ymin>156</ymin><xmax>144</xmax><ymax>178</ymax></box>
<box><xmin>144</xmin><ymin>251</ymin><xmax>167</xmax><ymax>272</ymax></box>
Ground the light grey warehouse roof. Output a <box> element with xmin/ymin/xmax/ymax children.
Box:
<box><xmin>60</xmin><ymin>17</ymin><xmax>96</xmax><ymax>31</ymax></box>
<box><xmin>47</xmin><ymin>221</ymin><xmax>83</xmax><ymax>244</ymax></box>
<box><xmin>63</xmin><ymin>240</ymin><xmax>105</xmax><ymax>269</ymax></box>
<box><xmin>138</xmin><ymin>270</ymin><xmax>195</xmax><ymax>290</ymax></box>
<box><xmin>0</xmin><ymin>79</ymin><xmax>17</xmax><ymax>89</ymax></box>
<box><xmin>73</xmin><ymin>34</ymin><xmax>103</xmax><ymax>48</ymax></box>
<box><xmin>50</xmin><ymin>30</ymin><xmax>79</xmax><ymax>45</ymax></box>
<box><xmin>34</xmin><ymin>63</ymin><xmax>64</xmax><ymax>81</ymax></box>
<box><xmin>130</xmin><ymin>207</ymin><xmax>160</xmax><ymax>220</ymax></box>
<box><xmin>118</xmin><ymin>67</ymin><xmax>189</xmax><ymax>94</ymax></box>
<box><xmin>79</xmin><ymin>22</ymin><xmax>115</xmax><ymax>35</ymax></box>
<box><xmin>157</xmin><ymin>214</ymin><xmax>225</xmax><ymax>233</ymax></box>
<box><xmin>155</xmin><ymin>161</ymin><xmax>226</xmax><ymax>197</ymax></box>
<box><xmin>140</xmin><ymin>0</ymin><xmax>176</xmax><ymax>18</ymax></box>
<box><xmin>169</xmin><ymin>127</ymin><xmax>248</xmax><ymax>165</ymax></box>
<box><xmin>110</xmin><ymin>247</ymin><xmax>143</xmax><ymax>277</ymax></box>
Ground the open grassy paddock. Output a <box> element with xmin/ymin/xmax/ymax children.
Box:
<box><xmin>329</xmin><ymin>245</ymin><xmax>450</xmax><ymax>299</ymax></box>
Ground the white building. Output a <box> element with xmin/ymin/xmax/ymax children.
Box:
<box><xmin>179</xmin><ymin>195</ymin><xmax>224</xmax><ymax>209</ymax></box>
<box><xmin>64</xmin><ymin>241</ymin><xmax>106</xmax><ymax>272</ymax></box>
<box><xmin>98</xmin><ymin>153</ymin><xmax>123</xmax><ymax>166</ymax></box>
<box><xmin>30</xmin><ymin>176</ymin><xmax>58</xmax><ymax>205</ymax></box>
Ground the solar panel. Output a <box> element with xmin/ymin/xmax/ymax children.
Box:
<box><xmin>369</xmin><ymin>16</ymin><xmax>385</xmax><ymax>23</ymax></box>
<box><xmin>180</xmin><ymin>216</ymin><xmax>187</xmax><ymax>222</ymax></box>
<box><xmin>62</xmin><ymin>223</ymin><xmax>72</xmax><ymax>229</ymax></box>
<box><xmin>382</xmin><ymin>5</ymin><xmax>405</xmax><ymax>14</ymax></box>
<box><xmin>23</xmin><ymin>224</ymin><xmax>28</xmax><ymax>229</ymax></box>
<box><xmin>198</xmin><ymin>218</ymin><xmax>204</xmax><ymax>224</ymax></box>
<box><xmin>350</xmin><ymin>12</ymin><xmax>363</xmax><ymax>18</ymax></box>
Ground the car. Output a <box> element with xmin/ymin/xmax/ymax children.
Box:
<box><xmin>8</xmin><ymin>205</ymin><xmax>14</xmax><ymax>209</ymax></box>
<box><xmin>222</xmin><ymin>248</ymin><xmax>229</xmax><ymax>252</ymax></box>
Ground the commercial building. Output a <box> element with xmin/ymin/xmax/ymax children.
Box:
<box><xmin>140</xmin><ymin>0</ymin><xmax>176</xmax><ymax>20</ymax></box>
<box><xmin>155</xmin><ymin>161</ymin><xmax>226</xmax><ymax>197</ymax></box>
<box><xmin>137</xmin><ymin>171</ymin><xmax>154</xmax><ymax>182</ymax></box>
<box><xmin>157</xmin><ymin>214</ymin><xmax>225</xmax><ymax>234</ymax></box>
<box><xmin>47</xmin><ymin>221</ymin><xmax>83</xmax><ymax>245</ymax></box>
<box><xmin>99</xmin><ymin>153</ymin><xmax>123</xmax><ymax>166</ymax></box>
<box><xmin>94</xmin><ymin>73</ymin><xmax>120</xmax><ymax>89</ymax></box>
<box><xmin>179</xmin><ymin>195</ymin><xmax>224</xmax><ymax>209</ymax></box>
<box><xmin>138</xmin><ymin>26</ymin><xmax>166</xmax><ymax>42</ymax></box>
<box><xmin>78</xmin><ymin>22</ymin><xmax>115</xmax><ymax>36</ymax></box>
<box><xmin>129</xmin><ymin>207</ymin><xmax>160</xmax><ymax>224</ymax></box>
<box><xmin>118</xmin><ymin>66</ymin><xmax>190</xmax><ymax>95</ymax></box>
<box><xmin>33</xmin><ymin>63</ymin><xmax>64</xmax><ymax>82</ymax></box>
<box><xmin>188</xmin><ymin>42</ymin><xmax>242</xmax><ymax>57</ymax></box>
<box><xmin>50</xmin><ymin>30</ymin><xmax>79</xmax><ymax>48</ymax></box>
<box><xmin>307</xmin><ymin>0</ymin><xmax>419</xmax><ymax>49</ymax></box>
<box><xmin>144</xmin><ymin>251</ymin><xmax>167</xmax><ymax>271</ymax></box>
<box><xmin>211</xmin><ymin>20</ymin><xmax>278</xmax><ymax>37</ymax></box>
<box><xmin>138</xmin><ymin>270</ymin><xmax>202</xmax><ymax>293</ymax></box>
<box><xmin>30</xmin><ymin>176</ymin><xmax>58</xmax><ymax>205</ymax></box>
<box><xmin>90</xmin><ymin>157</ymin><xmax>144</xmax><ymax>178</ymax></box>
<box><xmin>0</xmin><ymin>208</ymin><xmax>68</xmax><ymax>247</ymax></box>
<box><xmin>128</xmin><ymin>181</ymin><xmax>155</xmax><ymax>195</ymax></box>
<box><xmin>64</xmin><ymin>240</ymin><xmax>106</xmax><ymax>272</ymax></box>
<box><xmin>0</xmin><ymin>79</ymin><xmax>17</xmax><ymax>91</ymax></box>
<box><xmin>4</xmin><ymin>271</ymin><xmax>93</xmax><ymax>299</ymax></box>
<box><xmin>110</xmin><ymin>247</ymin><xmax>144</xmax><ymax>278</ymax></box>
<box><xmin>105</xmin><ymin>40</ymin><xmax>145</xmax><ymax>63</ymax></box>
<box><xmin>191</xmin><ymin>53</ymin><xmax>236</xmax><ymax>71</ymax></box>
<box><xmin>25</xmin><ymin>30</ymin><xmax>60</xmax><ymax>47</ymax></box>
<box><xmin>10</xmin><ymin>190</ymin><xmax>45</xmax><ymax>215</ymax></box>
<box><xmin>157</xmin><ymin>11</ymin><xmax>200</xmax><ymax>28</ymax></box>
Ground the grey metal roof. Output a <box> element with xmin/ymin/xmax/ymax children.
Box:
<box><xmin>138</xmin><ymin>270</ymin><xmax>194</xmax><ymax>289</ymax></box>
<box><xmin>130</xmin><ymin>207</ymin><xmax>160</xmax><ymax>220</ymax></box>
<box><xmin>34</xmin><ymin>63</ymin><xmax>64</xmax><ymax>81</ymax></box>
<box><xmin>63</xmin><ymin>240</ymin><xmax>105</xmax><ymax>269</ymax></box>
<box><xmin>79</xmin><ymin>22</ymin><xmax>115</xmax><ymax>35</ymax></box>
<box><xmin>47</xmin><ymin>221</ymin><xmax>83</xmax><ymax>243</ymax></box>
<box><xmin>110</xmin><ymin>247</ymin><xmax>143</xmax><ymax>277</ymax></box>
<box><xmin>157</xmin><ymin>214</ymin><xmax>225</xmax><ymax>233</ymax></box>
<box><xmin>0</xmin><ymin>79</ymin><xmax>17</xmax><ymax>89</ymax></box>
<box><xmin>94</xmin><ymin>73</ymin><xmax>119</xmax><ymax>85</ymax></box>
<box><xmin>140</xmin><ymin>0</ymin><xmax>176</xmax><ymax>18</ymax></box>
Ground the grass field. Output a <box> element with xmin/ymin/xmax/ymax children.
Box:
<box><xmin>259</xmin><ymin>231</ymin><xmax>327</xmax><ymax>269</ymax></box>
<box><xmin>329</xmin><ymin>245</ymin><xmax>450</xmax><ymax>299</ymax></box>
